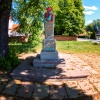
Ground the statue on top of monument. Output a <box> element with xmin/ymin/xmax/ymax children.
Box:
<box><xmin>43</xmin><ymin>7</ymin><xmax>54</xmax><ymax>23</ymax></box>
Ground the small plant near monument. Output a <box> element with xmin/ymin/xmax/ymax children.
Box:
<box><xmin>9</xmin><ymin>42</ymin><xmax>38</xmax><ymax>54</ymax></box>
<box><xmin>0</xmin><ymin>48</ymin><xmax>21</xmax><ymax>70</ymax></box>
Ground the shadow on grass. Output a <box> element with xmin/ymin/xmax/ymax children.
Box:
<box><xmin>8</xmin><ymin>42</ymin><xmax>38</xmax><ymax>54</ymax></box>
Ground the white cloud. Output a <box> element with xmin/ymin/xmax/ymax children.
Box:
<box><xmin>87</xmin><ymin>20</ymin><xmax>93</xmax><ymax>24</ymax></box>
<box><xmin>83</xmin><ymin>6</ymin><xmax>98</xmax><ymax>10</ymax></box>
<box><xmin>84</xmin><ymin>11</ymin><xmax>94</xmax><ymax>15</ymax></box>
<box><xmin>85</xmin><ymin>20</ymin><xmax>93</xmax><ymax>25</ymax></box>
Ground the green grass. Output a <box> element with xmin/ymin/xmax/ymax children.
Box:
<box><xmin>8</xmin><ymin>41</ymin><xmax>100</xmax><ymax>55</ymax></box>
<box><xmin>8</xmin><ymin>42</ymin><xmax>38</xmax><ymax>54</ymax></box>
<box><xmin>56</xmin><ymin>41</ymin><xmax>100</xmax><ymax>54</ymax></box>
<box><xmin>34</xmin><ymin>41</ymin><xmax>100</xmax><ymax>54</ymax></box>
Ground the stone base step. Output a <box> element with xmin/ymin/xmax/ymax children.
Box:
<box><xmin>33</xmin><ymin>54</ymin><xmax>65</xmax><ymax>68</ymax></box>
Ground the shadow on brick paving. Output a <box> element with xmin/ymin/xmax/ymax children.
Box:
<box><xmin>0</xmin><ymin>78</ymin><xmax>97</xmax><ymax>100</ymax></box>
<box><xmin>10</xmin><ymin>55</ymin><xmax>89</xmax><ymax>82</ymax></box>
<box><xmin>0</xmin><ymin>78</ymin><xmax>98</xmax><ymax>99</ymax></box>
<box><xmin>0</xmin><ymin>81</ymin><xmax>97</xmax><ymax>100</ymax></box>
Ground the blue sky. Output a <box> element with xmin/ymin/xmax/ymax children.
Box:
<box><xmin>82</xmin><ymin>0</ymin><xmax>100</xmax><ymax>25</ymax></box>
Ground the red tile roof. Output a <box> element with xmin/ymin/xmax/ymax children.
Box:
<box><xmin>12</xmin><ymin>24</ymin><xmax>20</xmax><ymax>31</ymax></box>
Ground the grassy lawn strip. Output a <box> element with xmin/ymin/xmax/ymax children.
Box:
<box><xmin>8</xmin><ymin>41</ymin><xmax>100</xmax><ymax>55</ymax></box>
<box><xmin>56</xmin><ymin>41</ymin><xmax>100</xmax><ymax>54</ymax></box>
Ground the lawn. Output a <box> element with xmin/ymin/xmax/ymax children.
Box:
<box><xmin>56</xmin><ymin>41</ymin><xmax>100</xmax><ymax>54</ymax></box>
<box><xmin>34</xmin><ymin>41</ymin><xmax>100</xmax><ymax>54</ymax></box>
<box><xmin>9</xmin><ymin>41</ymin><xmax>100</xmax><ymax>55</ymax></box>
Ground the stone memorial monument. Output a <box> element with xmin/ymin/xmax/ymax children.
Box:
<box><xmin>41</xmin><ymin>7</ymin><xmax>58</xmax><ymax>60</ymax></box>
<box><xmin>11</xmin><ymin>8</ymin><xmax>89</xmax><ymax>81</ymax></box>
<box><xmin>33</xmin><ymin>7</ymin><xmax>65</xmax><ymax>68</ymax></box>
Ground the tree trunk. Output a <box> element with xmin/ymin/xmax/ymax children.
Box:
<box><xmin>0</xmin><ymin>0</ymin><xmax>12</xmax><ymax>57</ymax></box>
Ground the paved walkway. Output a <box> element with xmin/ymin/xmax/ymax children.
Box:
<box><xmin>77</xmin><ymin>38</ymin><xmax>100</xmax><ymax>43</ymax></box>
<box><xmin>11</xmin><ymin>53</ymin><xmax>89</xmax><ymax>82</ymax></box>
<box><xmin>77</xmin><ymin>38</ymin><xmax>94</xmax><ymax>41</ymax></box>
<box><xmin>0</xmin><ymin>53</ymin><xmax>100</xmax><ymax>100</ymax></box>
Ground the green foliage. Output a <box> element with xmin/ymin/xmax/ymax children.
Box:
<box><xmin>11</xmin><ymin>0</ymin><xmax>62</xmax><ymax>44</ymax></box>
<box><xmin>8</xmin><ymin>42</ymin><xmax>38</xmax><ymax>54</ymax></box>
<box><xmin>86</xmin><ymin>19</ymin><xmax>100</xmax><ymax>39</ymax></box>
<box><xmin>0</xmin><ymin>48</ymin><xmax>20</xmax><ymax>70</ymax></box>
<box><xmin>54</xmin><ymin>0</ymin><xmax>85</xmax><ymax>36</ymax></box>
<box><xmin>11</xmin><ymin>0</ymin><xmax>85</xmax><ymax>37</ymax></box>
<box><xmin>97</xmin><ymin>19</ymin><xmax>100</xmax><ymax>30</ymax></box>
<box><xmin>86</xmin><ymin>31</ymin><xmax>93</xmax><ymax>38</ymax></box>
<box><xmin>46</xmin><ymin>0</ymin><xmax>61</xmax><ymax>13</ymax></box>
<box><xmin>12</xmin><ymin>0</ymin><xmax>43</xmax><ymax>43</ymax></box>
<box><xmin>0</xmin><ymin>41</ymin><xmax>40</xmax><ymax>70</ymax></box>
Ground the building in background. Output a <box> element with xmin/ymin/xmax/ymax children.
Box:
<box><xmin>8</xmin><ymin>16</ymin><xmax>19</xmax><ymax>36</ymax></box>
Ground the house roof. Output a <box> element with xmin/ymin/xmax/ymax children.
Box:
<box><xmin>12</xmin><ymin>24</ymin><xmax>20</xmax><ymax>31</ymax></box>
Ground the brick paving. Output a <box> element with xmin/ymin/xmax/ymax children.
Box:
<box><xmin>10</xmin><ymin>53</ymin><xmax>89</xmax><ymax>82</ymax></box>
<box><xmin>32</xmin><ymin>83</ymin><xmax>49</xmax><ymax>99</ymax></box>
<box><xmin>17</xmin><ymin>82</ymin><xmax>34</xmax><ymax>98</ymax></box>
<box><xmin>0</xmin><ymin>53</ymin><xmax>100</xmax><ymax>100</ymax></box>
<box><xmin>49</xmin><ymin>85</ymin><xmax>68</xmax><ymax>99</ymax></box>
<box><xmin>2</xmin><ymin>81</ymin><xmax>18</xmax><ymax>95</ymax></box>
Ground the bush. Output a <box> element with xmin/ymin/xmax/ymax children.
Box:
<box><xmin>0</xmin><ymin>48</ymin><xmax>21</xmax><ymax>70</ymax></box>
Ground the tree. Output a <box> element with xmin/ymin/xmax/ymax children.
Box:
<box><xmin>54</xmin><ymin>0</ymin><xmax>85</xmax><ymax>36</ymax></box>
<box><xmin>0</xmin><ymin>0</ymin><xmax>12</xmax><ymax>57</ymax></box>
<box><xmin>86</xmin><ymin>19</ymin><xmax>100</xmax><ymax>39</ymax></box>
<box><xmin>96</xmin><ymin>19</ymin><xmax>100</xmax><ymax>30</ymax></box>
<box><xmin>11</xmin><ymin>0</ymin><xmax>61</xmax><ymax>44</ymax></box>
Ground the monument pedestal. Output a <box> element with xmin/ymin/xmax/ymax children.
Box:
<box><xmin>40</xmin><ymin>50</ymin><xmax>58</xmax><ymax>60</ymax></box>
<box><xmin>33</xmin><ymin>54</ymin><xmax>65</xmax><ymax>68</ymax></box>
<box><xmin>33</xmin><ymin>12</ymin><xmax>65</xmax><ymax>68</ymax></box>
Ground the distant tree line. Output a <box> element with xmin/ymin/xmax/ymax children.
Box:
<box><xmin>86</xmin><ymin>19</ymin><xmax>100</xmax><ymax>39</ymax></box>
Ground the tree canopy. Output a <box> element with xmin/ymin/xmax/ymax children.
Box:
<box><xmin>11</xmin><ymin>0</ymin><xmax>61</xmax><ymax>44</ymax></box>
<box><xmin>55</xmin><ymin>0</ymin><xmax>85</xmax><ymax>36</ymax></box>
<box><xmin>11</xmin><ymin>0</ymin><xmax>85</xmax><ymax>40</ymax></box>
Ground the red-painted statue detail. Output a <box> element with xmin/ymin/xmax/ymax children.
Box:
<box><xmin>43</xmin><ymin>7</ymin><xmax>54</xmax><ymax>22</ymax></box>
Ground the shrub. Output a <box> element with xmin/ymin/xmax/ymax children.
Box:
<box><xmin>0</xmin><ymin>48</ymin><xmax>21</xmax><ymax>70</ymax></box>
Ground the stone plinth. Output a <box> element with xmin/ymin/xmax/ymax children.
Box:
<box><xmin>33</xmin><ymin>54</ymin><xmax>65</xmax><ymax>68</ymax></box>
<box><xmin>40</xmin><ymin>50</ymin><xmax>58</xmax><ymax>60</ymax></box>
